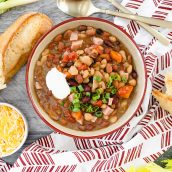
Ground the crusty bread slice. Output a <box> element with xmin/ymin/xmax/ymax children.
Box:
<box><xmin>0</xmin><ymin>12</ymin><xmax>53</xmax><ymax>90</ymax></box>
<box><xmin>152</xmin><ymin>73</ymin><xmax>172</xmax><ymax>114</ymax></box>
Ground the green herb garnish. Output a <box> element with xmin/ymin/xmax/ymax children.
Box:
<box><xmin>121</xmin><ymin>76</ymin><xmax>127</xmax><ymax>83</ymax></box>
<box><xmin>86</xmin><ymin>92</ymin><xmax>91</xmax><ymax>97</ymax></box>
<box><xmin>78</xmin><ymin>85</ymin><xmax>84</xmax><ymax>92</ymax></box>
<box><xmin>93</xmin><ymin>76</ymin><xmax>102</xmax><ymax>82</ymax></box>
<box><xmin>92</xmin><ymin>94</ymin><xmax>100</xmax><ymax>101</ymax></box>
<box><xmin>95</xmin><ymin>111</ymin><xmax>103</xmax><ymax>118</ymax></box>
<box><xmin>105</xmin><ymin>93</ymin><xmax>110</xmax><ymax>99</ymax></box>
<box><xmin>70</xmin><ymin>86</ymin><xmax>77</xmax><ymax>92</ymax></box>
<box><xmin>111</xmin><ymin>86</ymin><xmax>117</xmax><ymax>94</ymax></box>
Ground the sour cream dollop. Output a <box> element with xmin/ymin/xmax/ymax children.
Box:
<box><xmin>46</xmin><ymin>68</ymin><xmax>70</xmax><ymax>99</ymax></box>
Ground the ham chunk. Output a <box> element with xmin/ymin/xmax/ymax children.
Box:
<box><xmin>102</xmin><ymin>106</ymin><xmax>114</xmax><ymax>116</ymax></box>
<box><xmin>70</xmin><ymin>32</ymin><xmax>78</xmax><ymax>41</ymax></box>
<box><xmin>71</xmin><ymin>40</ymin><xmax>83</xmax><ymax>50</ymax></box>
<box><xmin>93</xmin><ymin>37</ymin><xmax>103</xmax><ymax>45</ymax></box>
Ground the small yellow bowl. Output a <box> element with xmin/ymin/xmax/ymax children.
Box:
<box><xmin>0</xmin><ymin>102</ymin><xmax>28</xmax><ymax>158</ymax></box>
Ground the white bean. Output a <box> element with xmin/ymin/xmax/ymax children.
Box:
<box><xmin>129</xmin><ymin>79</ymin><xmax>137</xmax><ymax>86</ymax></box>
<box><xmin>119</xmin><ymin>50</ymin><xmax>127</xmax><ymax>62</ymax></box>
<box><xmin>109</xmin><ymin>36</ymin><xmax>117</xmax><ymax>43</ymax></box>
<box><xmin>76</xmin><ymin>50</ymin><xmax>84</xmax><ymax>55</ymax></box>
<box><xmin>83</xmin><ymin>70</ymin><xmax>89</xmax><ymax>78</ymax></box>
<box><xmin>68</xmin><ymin>66</ymin><xmax>78</xmax><ymax>75</ymax></box>
<box><xmin>84</xmin><ymin>113</ymin><xmax>93</xmax><ymax>121</ymax></box>
<box><xmin>127</xmin><ymin>65</ymin><xmax>133</xmax><ymax>74</ymax></box>
<box><xmin>110</xmin><ymin>116</ymin><xmax>118</xmax><ymax>123</ymax></box>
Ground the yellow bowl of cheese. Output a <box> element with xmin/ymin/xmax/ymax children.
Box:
<box><xmin>0</xmin><ymin>103</ymin><xmax>28</xmax><ymax>157</ymax></box>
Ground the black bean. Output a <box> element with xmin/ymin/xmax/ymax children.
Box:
<box><xmin>84</xmin><ymin>85</ymin><xmax>91</xmax><ymax>92</ymax></box>
<box><xmin>96</xmin><ymin>28</ymin><xmax>103</xmax><ymax>35</ymax></box>
<box><xmin>82</xmin><ymin>96</ymin><xmax>91</xmax><ymax>103</ymax></box>
<box><xmin>78</xmin><ymin>25</ymin><xmax>87</xmax><ymax>31</ymax></box>
<box><xmin>104</xmin><ymin>40</ymin><xmax>114</xmax><ymax>48</ymax></box>
<box><xmin>66</xmin><ymin>62</ymin><xmax>74</xmax><ymax>67</ymax></box>
<box><xmin>131</xmin><ymin>70</ymin><xmax>138</xmax><ymax>79</ymax></box>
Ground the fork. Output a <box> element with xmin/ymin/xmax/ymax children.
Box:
<box><xmin>108</xmin><ymin>0</ymin><xmax>170</xmax><ymax>46</ymax></box>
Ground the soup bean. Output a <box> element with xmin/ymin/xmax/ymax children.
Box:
<box><xmin>119</xmin><ymin>50</ymin><xmax>127</xmax><ymax>62</ymax></box>
<box><xmin>82</xmin><ymin>96</ymin><xmax>91</xmax><ymax>103</ymax></box>
<box><xmin>96</xmin><ymin>28</ymin><xmax>104</xmax><ymax>35</ymax></box>
<box><xmin>109</xmin><ymin>36</ymin><xmax>117</xmax><ymax>43</ymax></box>
<box><xmin>84</xmin><ymin>85</ymin><xmax>91</xmax><ymax>92</ymax></box>
<box><xmin>83</xmin><ymin>70</ymin><xmax>89</xmax><ymax>78</ymax></box>
<box><xmin>109</xmin><ymin>116</ymin><xmax>118</xmax><ymax>123</ymax></box>
<box><xmin>78</xmin><ymin>25</ymin><xmax>87</xmax><ymax>31</ymax></box>
<box><xmin>83</xmin><ymin>77</ymin><xmax>89</xmax><ymax>83</ymax></box>
<box><xmin>131</xmin><ymin>70</ymin><xmax>138</xmax><ymax>79</ymax></box>
<box><xmin>86</xmin><ymin>28</ymin><xmax>96</xmax><ymax>36</ymax></box>
<box><xmin>75</xmin><ymin>74</ymin><xmax>83</xmax><ymax>84</ymax></box>
<box><xmin>127</xmin><ymin>65</ymin><xmax>132</xmax><ymax>74</ymax></box>
<box><xmin>100</xmin><ymin>121</ymin><xmax>110</xmax><ymax>127</ymax></box>
<box><xmin>104</xmin><ymin>40</ymin><xmax>113</xmax><ymax>48</ymax></box>
<box><xmin>84</xmin><ymin>113</ymin><xmax>93</xmax><ymax>121</ymax></box>
<box><xmin>129</xmin><ymin>79</ymin><xmax>137</xmax><ymax>86</ymax></box>
<box><xmin>106</xmin><ymin>63</ymin><xmax>113</xmax><ymax>73</ymax></box>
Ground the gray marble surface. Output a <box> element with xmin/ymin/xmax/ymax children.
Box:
<box><xmin>0</xmin><ymin>0</ymin><xmax>121</xmax><ymax>164</ymax></box>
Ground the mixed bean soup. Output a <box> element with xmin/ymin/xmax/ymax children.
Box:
<box><xmin>34</xmin><ymin>25</ymin><xmax>138</xmax><ymax>131</ymax></box>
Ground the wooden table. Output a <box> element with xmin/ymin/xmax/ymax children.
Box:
<box><xmin>0</xmin><ymin>0</ymin><xmax>118</xmax><ymax>164</ymax></box>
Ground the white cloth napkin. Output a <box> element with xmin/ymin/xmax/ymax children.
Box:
<box><xmin>1</xmin><ymin>0</ymin><xmax>172</xmax><ymax>171</ymax></box>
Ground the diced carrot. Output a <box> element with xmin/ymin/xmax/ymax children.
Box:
<box><xmin>99</xmin><ymin>54</ymin><xmax>110</xmax><ymax>61</ymax></box>
<box><xmin>110</xmin><ymin>50</ymin><xmax>122</xmax><ymax>63</ymax></box>
<box><xmin>72</xmin><ymin>111</ymin><xmax>82</xmax><ymax>120</ymax></box>
<box><xmin>93</xmin><ymin>100</ymin><xmax>103</xmax><ymax>107</ymax></box>
<box><xmin>61</xmin><ymin>55</ymin><xmax>69</xmax><ymax>63</ymax></box>
<box><xmin>77</xmin><ymin>64</ymin><xmax>88</xmax><ymax>70</ymax></box>
<box><xmin>118</xmin><ymin>85</ymin><xmax>134</xmax><ymax>98</ymax></box>
<box><xmin>64</xmin><ymin>71</ymin><xmax>72</xmax><ymax>78</ymax></box>
<box><xmin>68</xmin><ymin>51</ymin><xmax>78</xmax><ymax>61</ymax></box>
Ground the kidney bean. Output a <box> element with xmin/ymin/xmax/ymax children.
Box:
<box><xmin>113</xmin><ymin>41</ymin><xmax>121</xmax><ymax>51</ymax></box>
<box><xmin>100</xmin><ymin>121</ymin><xmax>110</xmax><ymax>127</ymax></box>
<box><xmin>63</xmin><ymin>109</ymin><xmax>75</xmax><ymax>123</ymax></box>
<box><xmin>96</xmin><ymin>118</ymin><xmax>103</xmax><ymax>125</ymax></box>
<box><xmin>104</xmin><ymin>40</ymin><xmax>114</xmax><ymax>48</ymax></box>
<box><xmin>96</xmin><ymin>28</ymin><xmax>103</xmax><ymax>35</ymax></box>
<box><xmin>68</xmin><ymin>79</ymin><xmax>78</xmax><ymax>86</ymax></box>
<box><xmin>106</xmin><ymin>63</ymin><xmax>113</xmax><ymax>73</ymax></box>
<box><xmin>75</xmin><ymin>74</ymin><xmax>83</xmax><ymax>84</ymax></box>
<box><xmin>85</xmin><ymin>124</ymin><xmax>95</xmax><ymax>131</ymax></box>
<box><xmin>52</xmin><ymin>57</ymin><xmax>59</xmax><ymax>64</ymax></box>
<box><xmin>112</xmin><ymin>95</ymin><xmax>119</xmax><ymax>105</ymax></box>
<box><xmin>78</xmin><ymin>25</ymin><xmax>87</xmax><ymax>31</ymax></box>
<box><xmin>78</xmin><ymin>125</ymin><xmax>86</xmax><ymax>131</ymax></box>
<box><xmin>84</xmin><ymin>85</ymin><xmax>91</xmax><ymax>92</ymax></box>
<box><xmin>131</xmin><ymin>70</ymin><xmax>137</xmax><ymax>79</ymax></box>
<box><xmin>82</xmin><ymin>96</ymin><xmax>91</xmax><ymax>103</ymax></box>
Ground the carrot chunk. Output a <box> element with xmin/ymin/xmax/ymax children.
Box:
<box><xmin>110</xmin><ymin>50</ymin><xmax>122</xmax><ymax>63</ymax></box>
<box><xmin>118</xmin><ymin>85</ymin><xmax>134</xmax><ymax>98</ymax></box>
<box><xmin>72</xmin><ymin>111</ymin><xmax>82</xmax><ymax>120</ymax></box>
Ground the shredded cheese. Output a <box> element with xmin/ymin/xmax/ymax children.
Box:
<box><xmin>0</xmin><ymin>105</ymin><xmax>25</xmax><ymax>157</ymax></box>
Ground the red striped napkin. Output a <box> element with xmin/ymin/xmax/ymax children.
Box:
<box><xmin>1</xmin><ymin>0</ymin><xmax>172</xmax><ymax>171</ymax></box>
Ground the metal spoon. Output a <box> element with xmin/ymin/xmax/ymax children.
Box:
<box><xmin>57</xmin><ymin>0</ymin><xmax>172</xmax><ymax>29</ymax></box>
<box><xmin>108</xmin><ymin>0</ymin><xmax>170</xmax><ymax>45</ymax></box>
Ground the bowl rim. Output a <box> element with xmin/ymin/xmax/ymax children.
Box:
<box><xmin>26</xmin><ymin>17</ymin><xmax>147</xmax><ymax>139</ymax></box>
<box><xmin>0</xmin><ymin>102</ymin><xmax>28</xmax><ymax>158</ymax></box>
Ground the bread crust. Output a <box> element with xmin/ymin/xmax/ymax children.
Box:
<box><xmin>0</xmin><ymin>12</ymin><xmax>53</xmax><ymax>89</ymax></box>
<box><xmin>152</xmin><ymin>73</ymin><xmax>172</xmax><ymax>114</ymax></box>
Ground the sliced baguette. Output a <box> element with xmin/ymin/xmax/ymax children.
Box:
<box><xmin>0</xmin><ymin>12</ymin><xmax>53</xmax><ymax>90</ymax></box>
<box><xmin>152</xmin><ymin>73</ymin><xmax>172</xmax><ymax>114</ymax></box>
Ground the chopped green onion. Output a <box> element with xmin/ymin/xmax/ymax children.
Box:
<box><xmin>70</xmin><ymin>86</ymin><xmax>77</xmax><ymax>92</ymax></box>
<box><xmin>86</xmin><ymin>92</ymin><xmax>91</xmax><ymax>97</ymax></box>
<box><xmin>111</xmin><ymin>73</ymin><xmax>121</xmax><ymax>81</ymax></box>
<box><xmin>121</xmin><ymin>76</ymin><xmax>127</xmax><ymax>83</ymax></box>
<box><xmin>111</xmin><ymin>86</ymin><xmax>117</xmax><ymax>94</ymax></box>
<box><xmin>93</xmin><ymin>106</ymin><xmax>99</xmax><ymax>112</ymax></box>
<box><xmin>96</xmin><ymin>88</ymin><xmax>103</xmax><ymax>94</ymax></box>
<box><xmin>95</xmin><ymin>111</ymin><xmax>103</xmax><ymax>118</ymax></box>
<box><xmin>78</xmin><ymin>85</ymin><xmax>84</xmax><ymax>92</ymax></box>
<box><xmin>73</xmin><ymin>99</ymin><xmax>80</xmax><ymax>104</ymax></box>
<box><xmin>86</xmin><ymin>105</ymin><xmax>94</xmax><ymax>113</ymax></box>
<box><xmin>92</xmin><ymin>94</ymin><xmax>100</xmax><ymax>101</ymax></box>
<box><xmin>74</xmin><ymin>93</ymin><xmax>82</xmax><ymax>99</ymax></box>
<box><xmin>105</xmin><ymin>93</ymin><xmax>110</xmax><ymax>99</ymax></box>
<box><xmin>93</xmin><ymin>76</ymin><xmax>102</xmax><ymax>82</ymax></box>
<box><xmin>72</xmin><ymin>107</ymin><xmax>80</xmax><ymax>112</ymax></box>
<box><xmin>60</xmin><ymin>101</ymin><xmax>65</xmax><ymax>107</ymax></box>
<box><xmin>102</xmin><ymin>98</ymin><xmax>107</xmax><ymax>104</ymax></box>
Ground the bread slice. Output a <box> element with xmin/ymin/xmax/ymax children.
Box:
<box><xmin>152</xmin><ymin>73</ymin><xmax>172</xmax><ymax>114</ymax></box>
<box><xmin>0</xmin><ymin>12</ymin><xmax>53</xmax><ymax>89</ymax></box>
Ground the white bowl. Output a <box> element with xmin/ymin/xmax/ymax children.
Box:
<box><xmin>0</xmin><ymin>102</ymin><xmax>28</xmax><ymax>158</ymax></box>
<box><xmin>26</xmin><ymin>17</ymin><xmax>147</xmax><ymax>138</ymax></box>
